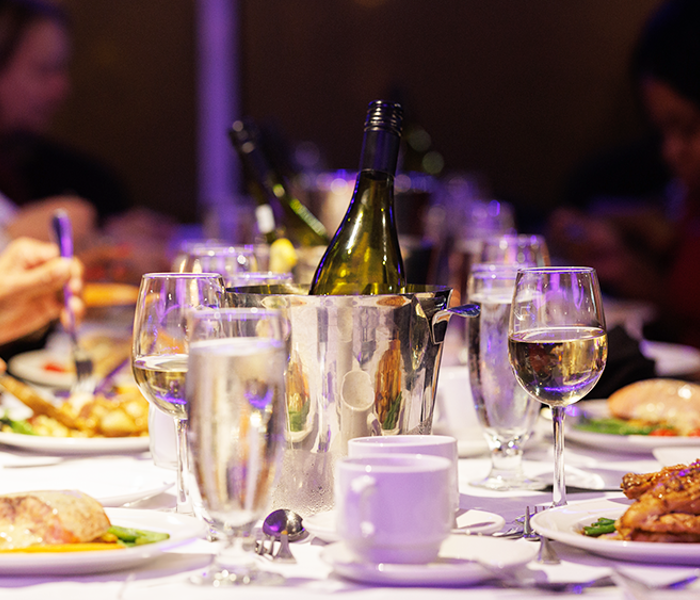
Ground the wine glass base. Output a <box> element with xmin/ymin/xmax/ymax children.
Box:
<box><xmin>470</xmin><ymin>474</ymin><xmax>546</xmax><ymax>492</ymax></box>
<box><xmin>190</xmin><ymin>567</ymin><xmax>284</xmax><ymax>587</ymax></box>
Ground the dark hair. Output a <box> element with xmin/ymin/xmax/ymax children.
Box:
<box><xmin>0</xmin><ymin>0</ymin><xmax>69</xmax><ymax>72</ymax></box>
<box><xmin>632</xmin><ymin>0</ymin><xmax>700</xmax><ymax>108</ymax></box>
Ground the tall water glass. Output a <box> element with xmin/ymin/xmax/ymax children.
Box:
<box><xmin>132</xmin><ymin>273</ymin><xmax>225</xmax><ymax>513</ymax></box>
<box><xmin>508</xmin><ymin>267</ymin><xmax>607</xmax><ymax>506</ymax></box>
<box><xmin>187</xmin><ymin>308</ymin><xmax>287</xmax><ymax>586</ymax></box>
<box><xmin>467</xmin><ymin>265</ymin><xmax>542</xmax><ymax>490</ymax></box>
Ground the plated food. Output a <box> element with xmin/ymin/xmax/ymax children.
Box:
<box><xmin>0</xmin><ymin>490</ymin><xmax>167</xmax><ymax>552</ymax></box>
<box><xmin>580</xmin><ymin>460</ymin><xmax>700</xmax><ymax>543</ymax></box>
<box><xmin>0</xmin><ymin>374</ymin><xmax>148</xmax><ymax>438</ymax></box>
<box><xmin>531</xmin><ymin>497</ymin><xmax>700</xmax><ymax>565</ymax></box>
<box><xmin>572</xmin><ymin>379</ymin><xmax>700</xmax><ymax>438</ymax></box>
<box><xmin>607</xmin><ymin>379</ymin><xmax>700</xmax><ymax>436</ymax></box>
<box><xmin>8</xmin><ymin>334</ymin><xmax>132</xmax><ymax>388</ymax></box>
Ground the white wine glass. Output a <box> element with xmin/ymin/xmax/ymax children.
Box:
<box><xmin>466</xmin><ymin>264</ymin><xmax>542</xmax><ymax>490</ymax></box>
<box><xmin>187</xmin><ymin>308</ymin><xmax>287</xmax><ymax>586</ymax></box>
<box><xmin>132</xmin><ymin>273</ymin><xmax>225</xmax><ymax>514</ymax></box>
<box><xmin>508</xmin><ymin>266</ymin><xmax>607</xmax><ymax>506</ymax></box>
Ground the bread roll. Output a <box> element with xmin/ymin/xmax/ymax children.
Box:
<box><xmin>0</xmin><ymin>490</ymin><xmax>110</xmax><ymax>549</ymax></box>
<box><xmin>608</xmin><ymin>379</ymin><xmax>700</xmax><ymax>434</ymax></box>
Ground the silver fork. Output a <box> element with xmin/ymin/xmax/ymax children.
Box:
<box><xmin>524</xmin><ymin>505</ymin><xmax>561</xmax><ymax>565</ymax></box>
<box><xmin>51</xmin><ymin>210</ymin><xmax>94</xmax><ymax>394</ymax></box>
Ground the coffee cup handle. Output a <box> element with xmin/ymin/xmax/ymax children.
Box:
<box><xmin>349</xmin><ymin>474</ymin><xmax>377</xmax><ymax>537</ymax></box>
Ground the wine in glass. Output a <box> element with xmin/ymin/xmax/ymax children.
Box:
<box><xmin>508</xmin><ymin>266</ymin><xmax>607</xmax><ymax>506</ymax></box>
<box><xmin>466</xmin><ymin>264</ymin><xmax>542</xmax><ymax>490</ymax></box>
<box><xmin>187</xmin><ymin>308</ymin><xmax>287</xmax><ymax>586</ymax></box>
<box><xmin>132</xmin><ymin>273</ymin><xmax>225</xmax><ymax>513</ymax></box>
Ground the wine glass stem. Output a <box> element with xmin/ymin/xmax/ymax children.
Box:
<box><xmin>174</xmin><ymin>417</ymin><xmax>191</xmax><ymax>514</ymax></box>
<box><xmin>551</xmin><ymin>405</ymin><xmax>566</xmax><ymax>507</ymax></box>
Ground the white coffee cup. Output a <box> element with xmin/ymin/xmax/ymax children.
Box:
<box><xmin>335</xmin><ymin>454</ymin><xmax>452</xmax><ymax>564</ymax></box>
<box><xmin>347</xmin><ymin>434</ymin><xmax>460</xmax><ymax>513</ymax></box>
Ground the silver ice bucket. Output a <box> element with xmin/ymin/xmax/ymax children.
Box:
<box><xmin>228</xmin><ymin>284</ymin><xmax>454</xmax><ymax>516</ymax></box>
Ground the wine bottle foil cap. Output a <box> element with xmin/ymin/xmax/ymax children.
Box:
<box><xmin>364</xmin><ymin>100</ymin><xmax>403</xmax><ymax>136</ymax></box>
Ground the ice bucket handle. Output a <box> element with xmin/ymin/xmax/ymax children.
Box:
<box><xmin>431</xmin><ymin>304</ymin><xmax>480</xmax><ymax>345</ymax></box>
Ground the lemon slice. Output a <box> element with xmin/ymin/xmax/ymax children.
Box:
<box><xmin>269</xmin><ymin>238</ymin><xmax>298</xmax><ymax>273</ymax></box>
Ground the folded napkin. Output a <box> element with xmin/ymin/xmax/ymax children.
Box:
<box><xmin>590</xmin><ymin>325</ymin><xmax>656</xmax><ymax>399</ymax></box>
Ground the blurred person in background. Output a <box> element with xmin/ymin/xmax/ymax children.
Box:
<box><xmin>549</xmin><ymin>0</ymin><xmax>700</xmax><ymax>349</ymax></box>
<box><xmin>0</xmin><ymin>0</ymin><xmax>172</xmax><ymax>281</ymax></box>
<box><xmin>0</xmin><ymin>0</ymin><xmax>126</xmax><ymax>248</ymax></box>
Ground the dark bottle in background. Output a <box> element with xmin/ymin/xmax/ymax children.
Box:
<box><xmin>309</xmin><ymin>100</ymin><xmax>405</xmax><ymax>295</ymax></box>
<box><xmin>229</xmin><ymin>118</ymin><xmax>329</xmax><ymax>248</ymax></box>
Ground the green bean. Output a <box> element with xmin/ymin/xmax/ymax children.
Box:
<box><xmin>108</xmin><ymin>525</ymin><xmax>170</xmax><ymax>546</ymax></box>
<box><xmin>582</xmin><ymin>517</ymin><xmax>617</xmax><ymax>537</ymax></box>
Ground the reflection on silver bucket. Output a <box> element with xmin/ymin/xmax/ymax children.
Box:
<box><xmin>228</xmin><ymin>284</ymin><xmax>453</xmax><ymax>517</ymax></box>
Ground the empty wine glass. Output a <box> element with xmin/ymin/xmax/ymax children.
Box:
<box><xmin>229</xmin><ymin>271</ymin><xmax>293</xmax><ymax>287</ymax></box>
<box><xmin>466</xmin><ymin>264</ymin><xmax>542</xmax><ymax>490</ymax></box>
<box><xmin>508</xmin><ymin>267</ymin><xmax>607</xmax><ymax>506</ymax></box>
<box><xmin>132</xmin><ymin>273</ymin><xmax>225</xmax><ymax>513</ymax></box>
<box><xmin>180</xmin><ymin>243</ymin><xmax>258</xmax><ymax>286</ymax></box>
<box><xmin>187</xmin><ymin>307</ymin><xmax>287</xmax><ymax>586</ymax></box>
<box><xmin>479</xmin><ymin>233</ymin><xmax>550</xmax><ymax>267</ymax></box>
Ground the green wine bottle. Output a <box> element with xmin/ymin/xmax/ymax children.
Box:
<box><xmin>309</xmin><ymin>100</ymin><xmax>405</xmax><ymax>295</ymax></box>
<box><xmin>228</xmin><ymin>118</ymin><xmax>329</xmax><ymax>247</ymax></box>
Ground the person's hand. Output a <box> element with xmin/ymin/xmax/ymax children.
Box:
<box><xmin>6</xmin><ymin>195</ymin><xmax>97</xmax><ymax>250</ymax></box>
<box><xmin>0</xmin><ymin>237</ymin><xmax>84</xmax><ymax>345</ymax></box>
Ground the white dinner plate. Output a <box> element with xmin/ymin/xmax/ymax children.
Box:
<box><xmin>531</xmin><ymin>497</ymin><xmax>700</xmax><ymax>565</ymax></box>
<box><xmin>0</xmin><ymin>430</ymin><xmax>149</xmax><ymax>455</ymax></box>
<box><xmin>0</xmin><ymin>456</ymin><xmax>174</xmax><ymax>506</ymax></box>
<box><xmin>566</xmin><ymin>399</ymin><xmax>700</xmax><ymax>454</ymax></box>
<box><xmin>304</xmin><ymin>508</ymin><xmax>505</xmax><ymax>544</ymax></box>
<box><xmin>321</xmin><ymin>535</ymin><xmax>536</xmax><ymax>586</ymax></box>
<box><xmin>652</xmin><ymin>446</ymin><xmax>700</xmax><ymax>467</ymax></box>
<box><xmin>8</xmin><ymin>349</ymin><xmax>76</xmax><ymax>388</ymax></box>
<box><xmin>640</xmin><ymin>340</ymin><xmax>700</xmax><ymax>378</ymax></box>
<box><xmin>0</xmin><ymin>508</ymin><xmax>204</xmax><ymax>575</ymax></box>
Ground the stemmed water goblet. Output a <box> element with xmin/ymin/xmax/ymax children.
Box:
<box><xmin>508</xmin><ymin>266</ymin><xmax>607</xmax><ymax>506</ymax></box>
<box><xmin>466</xmin><ymin>264</ymin><xmax>542</xmax><ymax>490</ymax></box>
<box><xmin>132</xmin><ymin>273</ymin><xmax>225</xmax><ymax>514</ymax></box>
<box><xmin>187</xmin><ymin>307</ymin><xmax>287</xmax><ymax>586</ymax></box>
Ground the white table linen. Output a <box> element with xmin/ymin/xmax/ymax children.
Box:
<box><xmin>0</xmin><ymin>431</ymin><xmax>698</xmax><ymax>599</ymax></box>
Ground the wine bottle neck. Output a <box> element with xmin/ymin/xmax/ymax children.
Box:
<box><xmin>359</xmin><ymin>128</ymin><xmax>401</xmax><ymax>175</ymax></box>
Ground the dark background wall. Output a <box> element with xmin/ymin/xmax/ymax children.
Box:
<box><xmin>50</xmin><ymin>0</ymin><xmax>663</xmax><ymax>225</ymax></box>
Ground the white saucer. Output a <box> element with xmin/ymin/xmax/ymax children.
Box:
<box><xmin>321</xmin><ymin>535</ymin><xmax>537</xmax><ymax>586</ymax></box>
<box><xmin>304</xmin><ymin>508</ymin><xmax>505</xmax><ymax>544</ymax></box>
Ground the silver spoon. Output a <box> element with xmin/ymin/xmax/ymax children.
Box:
<box><xmin>262</xmin><ymin>508</ymin><xmax>305</xmax><ymax>541</ymax></box>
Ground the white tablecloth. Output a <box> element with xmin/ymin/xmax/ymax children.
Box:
<box><xmin>0</xmin><ymin>431</ymin><xmax>698</xmax><ymax>599</ymax></box>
